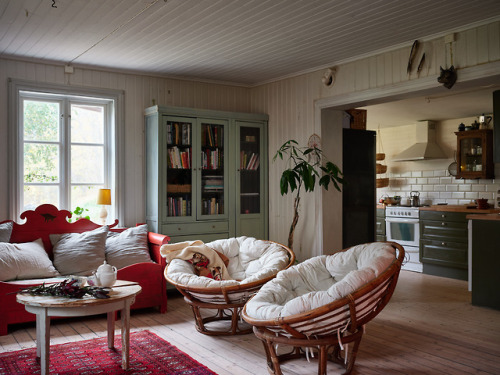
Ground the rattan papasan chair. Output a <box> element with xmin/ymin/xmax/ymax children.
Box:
<box><xmin>241</xmin><ymin>241</ymin><xmax>404</xmax><ymax>375</ymax></box>
<box><xmin>161</xmin><ymin>236</ymin><xmax>294</xmax><ymax>336</ymax></box>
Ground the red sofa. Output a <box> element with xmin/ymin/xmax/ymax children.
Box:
<box><xmin>0</xmin><ymin>204</ymin><xmax>170</xmax><ymax>336</ymax></box>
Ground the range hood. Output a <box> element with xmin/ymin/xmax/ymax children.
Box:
<box><xmin>393</xmin><ymin>121</ymin><xmax>447</xmax><ymax>161</ymax></box>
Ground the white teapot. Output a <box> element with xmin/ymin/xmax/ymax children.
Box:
<box><xmin>94</xmin><ymin>261</ymin><xmax>117</xmax><ymax>287</ymax></box>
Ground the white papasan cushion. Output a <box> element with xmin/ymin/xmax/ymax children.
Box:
<box><xmin>245</xmin><ymin>242</ymin><xmax>396</xmax><ymax>320</ymax></box>
<box><xmin>166</xmin><ymin>236</ymin><xmax>290</xmax><ymax>288</ymax></box>
<box><xmin>0</xmin><ymin>239</ymin><xmax>60</xmax><ymax>281</ymax></box>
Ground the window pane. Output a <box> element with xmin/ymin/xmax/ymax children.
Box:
<box><xmin>71</xmin><ymin>104</ymin><xmax>104</xmax><ymax>144</ymax></box>
<box><xmin>24</xmin><ymin>143</ymin><xmax>59</xmax><ymax>183</ymax></box>
<box><xmin>23</xmin><ymin>185</ymin><xmax>59</xmax><ymax>211</ymax></box>
<box><xmin>23</xmin><ymin>100</ymin><xmax>59</xmax><ymax>142</ymax></box>
<box><xmin>71</xmin><ymin>145</ymin><xmax>104</xmax><ymax>183</ymax></box>
<box><xmin>70</xmin><ymin>185</ymin><xmax>101</xmax><ymax>223</ymax></box>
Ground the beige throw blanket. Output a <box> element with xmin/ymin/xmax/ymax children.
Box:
<box><xmin>160</xmin><ymin>240</ymin><xmax>232</xmax><ymax>280</ymax></box>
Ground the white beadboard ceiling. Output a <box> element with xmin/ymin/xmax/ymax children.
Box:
<box><xmin>1</xmin><ymin>0</ymin><xmax>500</xmax><ymax>86</ymax></box>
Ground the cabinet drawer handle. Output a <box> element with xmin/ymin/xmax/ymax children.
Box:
<box><xmin>441</xmin><ymin>222</ymin><xmax>447</xmax><ymax>226</ymax></box>
<box><xmin>178</xmin><ymin>227</ymin><xmax>182</xmax><ymax>231</ymax></box>
<box><xmin>441</xmin><ymin>214</ymin><xmax>446</xmax><ymax>218</ymax></box>
<box><xmin>441</xmin><ymin>242</ymin><xmax>446</xmax><ymax>246</ymax></box>
<box><xmin>212</xmin><ymin>225</ymin><xmax>216</xmax><ymax>229</ymax></box>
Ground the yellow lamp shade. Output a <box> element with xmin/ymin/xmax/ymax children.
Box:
<box><xmin>97</xmin><ymin>189</ymin><xmax>111</xmax><ymax>205</ymax></box>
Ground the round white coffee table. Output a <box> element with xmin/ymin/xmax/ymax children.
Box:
<box><xmin>16</xmin><ymin>281</ymin><xmax>141</xmax><ymax>375</ymax></box>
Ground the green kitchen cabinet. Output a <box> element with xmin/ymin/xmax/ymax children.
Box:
<box><xmin>145</xmin><ymin>106</ymin><xmax>268</xmax><ymax>243</ymax></box>
<box><xmin>420</xmin><ymin>210</ymin><xmax>468</xmax><ymax>280</ymax></box>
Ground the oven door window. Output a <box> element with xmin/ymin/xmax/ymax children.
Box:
<box><xmin>387</xmin><ymin>220</ymin><xmax>419</xmax><ymax>246</ymax></box>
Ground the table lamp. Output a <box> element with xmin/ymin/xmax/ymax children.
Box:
<box><xmin>97</xmin><ymin>188</ymin><xmax>111</xmax><ymax>225</ymax></box>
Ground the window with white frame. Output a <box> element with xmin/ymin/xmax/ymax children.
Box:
<box><xmin>10</xmin><ymin>82</ymin><xmax>122</xmax><ymax>224</ymax></box>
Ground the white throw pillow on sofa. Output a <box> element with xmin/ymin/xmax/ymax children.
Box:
<box><xmin>0</xmin><ymin>238</ymin><xmax>60</xmax><ymax>281</ymax></box>
<box><xmin>51</xmin><ymin>226</ymin><xmax>109</xmax><ymax>276</ymax></box>
<box><xmin>106</xmin><ymin>224</ymin><xmax>152</xmax><ymax>269</ymax></box>
<box><xmin>0</xmin><ymin>221</ymin><xmax>13</xmax><ymax>243</ymax></box>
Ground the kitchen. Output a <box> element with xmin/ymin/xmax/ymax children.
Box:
<box><xmin>365</xmin><ymin>87</ymin><xmax>500</xmax><ymax>310</ymax></box>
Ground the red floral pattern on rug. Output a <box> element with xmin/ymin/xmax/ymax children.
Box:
<box><xmin>0</xmin><ymin>330</ymin><xmax>217</xmax><ymax>374</ymax></box>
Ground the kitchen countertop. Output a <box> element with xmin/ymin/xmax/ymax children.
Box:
<box><xmin>466</xmin><ymin>213</ymin><xmax>500</xmax><ymax>221</ymax></box>
<box><xmin>420</xmin><ymin>205</ymin><xmax>500</xmax><ymax>214</ymax></box>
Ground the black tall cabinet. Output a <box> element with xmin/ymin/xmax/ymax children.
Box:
<box><xmin>342</xmin><ymin>129</ymin><xmax>376</xmax><ymax>248</ymax></box>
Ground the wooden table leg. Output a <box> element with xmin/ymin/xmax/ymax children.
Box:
<box><xmin>120</xmin><ymin>300</ymin><xmax>132</xmax><ymax>370</ymax></box>
<box><xmin>36</xmin><ymin>308</ymin><xmax>50</xmax><ymax>375</ymax></box>
<box><xmin>107</xmin><ymin>311</ymin><xmax>115</xmax><ymax>349</ymax></box>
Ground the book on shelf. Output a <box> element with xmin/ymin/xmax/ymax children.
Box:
<box><xmin>240</xmin><ymin>152</ymin><xmax>260</xmax><ymax>170</ymax></box>
<box><xmin>167</xmin><ymin>122</ymin><xmax>191</xmax><ymax>145</ymax></box>
<box><xmin>168</xmin><ymin>146</ymin><xmax>191</xmax><ymax>169</ymax></box>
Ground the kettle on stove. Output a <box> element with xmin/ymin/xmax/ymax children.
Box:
<box><xmin>410</xmin><ymin>191</ymin><xmax>420</xmax><ymax>207</ymax></box>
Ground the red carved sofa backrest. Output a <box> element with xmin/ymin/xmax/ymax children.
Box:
<box><xmin>3</xmin><ymin>204</ymin><xmax>122</xmax><ymax>259</ymax></box>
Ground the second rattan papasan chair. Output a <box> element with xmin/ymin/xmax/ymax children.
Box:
<box><xmin>161</xmin><ymin>236</ymin><xmax>294</xmax><ymax>336</ymax></box>
<box><xmin>241</xmin><ymin>241</ymin><xmax>405</xmax><ymax>375</ymax></box>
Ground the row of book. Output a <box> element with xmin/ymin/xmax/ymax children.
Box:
<box><xmin>202</xmin><ymin>124</ymin><xmax>223</xmax><ymax>147</ymax></box>
<box><xmin>240</xmin><ymin>152</ymin><xmax>260</xmax><ymax>170</ymax></box>
<box><xmin>167</xmin><ymin>196</ymin><xmax>192</xmax><ymax>217</ymax></box>
<box><xmin>202</xmin><ymin>149</ymin><xmax>223</xmax><ymax>170</ymax></box>
<box><xmin>201</xmin><ymin>197</ymin><xmax>223</xmax><ymax>215</ymax></box>
<box><xmin>202</xmin><ymin>175</ymin><xmax>223</xmax><ymax>192</ymax></box>
<box><xmin>167</xmin><ymin>146</ymin><xmax>191</xmax><ymax>169</ymax></box>
<box><xmin>167</xmin><ymin>122</ymin><xmax>191</xmax><ymax>146</ymax></box>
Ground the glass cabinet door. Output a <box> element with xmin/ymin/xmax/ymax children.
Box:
<box><xmin>165</xmin><ymin>118</ymin><xmax>193</xmax><ymax>219</ymax></box>
<box><xmin>459</xmin><ymin>136</ymin><xmax>483</xmax><ymax>173</ymax></box>
<box><xmin>198</xmin><ymin>119</ymin><xmax>228</xmax><ymax>218</ymax></box>
<box><xmin>239</xmin><ymin>125</ymin><xmax>262</xmax><ymax>215</ymax></box>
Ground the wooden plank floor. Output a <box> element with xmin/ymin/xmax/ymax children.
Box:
<box><xmin>1</xmin><ymin>270</ymin><xmax>500</xmax><ymax>374</ymax></box>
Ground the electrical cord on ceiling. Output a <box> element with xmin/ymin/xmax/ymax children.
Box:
<box><xmin>52</xmin><ymin>0</ymin><xmax>57</xmax><ymax>8</ymax></box>
<box><xmin>68</xmin><ymin>0</ymin><xmax>162</xmax><ymax>64</ymax></box>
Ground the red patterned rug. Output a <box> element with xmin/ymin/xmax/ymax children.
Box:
<box><xmin>0</xmin><ymin>330</ymin><xmax>218</xmax><ymax>374</ymax></box>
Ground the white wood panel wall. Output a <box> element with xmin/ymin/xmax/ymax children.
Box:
<box><xmin>0</xmin><ymin>59</ymin><xmax>251</xmax><ymax>226</ymax></box>
<box><xmin>250</xmin><ymin>21</ymin><xmax>500</xmax><ymax>257</ymax></box>
<box><xmin>1</xmin><ymin>20</ymin><xmax>498</xmax><ymax>258</ymax></box>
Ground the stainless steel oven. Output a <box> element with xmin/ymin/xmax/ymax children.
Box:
<box><xmin>385</xmin><ymin>206</ymin><xmax>422</xmax><ymax>272</ymax></box>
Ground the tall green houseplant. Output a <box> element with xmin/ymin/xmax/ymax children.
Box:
<box><xmin>274</xmin><ymin>140</ymin><xmax>343</xmax><ymax>250</ymax></box>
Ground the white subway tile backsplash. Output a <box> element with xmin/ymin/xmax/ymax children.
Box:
<box><xmin>440</xmin><ymin>177</ymin><xmax>453</xmax><ymax>184</ymax></box>
<box><xmin>427</xmin><ymin>178</ymin><xmax>440</xmax><ymax>184</ymax></box>
<box><xmin>377</xmin><ymin>169</ymin><xmax>499</xmax><ymax>206</ymax></box>
<box><xmin>434</xmin><ymin>170</ymin><xmax>446</xmax><ymax>177</ymax></box>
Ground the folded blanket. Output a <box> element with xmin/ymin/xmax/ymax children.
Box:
<box><xmin>160</xmin><ymin>240</ymin><xmax>232</xmax><ymax>280</ymax></box>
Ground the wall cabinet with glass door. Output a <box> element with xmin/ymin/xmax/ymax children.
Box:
<box><xmin>455</xmin><ymin>129</ymin><xmax>494</xmax><ymax>179</ymax></box>
<box><xmin>145</xmin><ymin>106</ymin><xmax>268</xmax><ymax>243</ymax></box>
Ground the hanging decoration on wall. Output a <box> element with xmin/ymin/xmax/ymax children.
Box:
<box><xmin>417</xmin><ymin>52</ymin><xmax>426</xmax><ymax>75</ymax></box>
<box><xmin>307</xmin><ymin>133</ymin><xmax>322</xmax><ymax>163</ymax></box>
<box><xmin>407</xmin><ymin>40</ymin><xmax>419</xmax><ymax>74</ymax></box>
<box><xmin>438</xmin><ymin>34</ymin><xmax>457</xmax><ymax>89</ymax></box>
<box><xmin>321</xmin><ymin>67</ymin><xmax>336</xmax><ymax>87</ymax></box>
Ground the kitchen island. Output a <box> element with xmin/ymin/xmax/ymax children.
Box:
<box><xmin>467</xmin><ymin>213</ymin><xmax>500</xmax><ymax>310</ymax></box>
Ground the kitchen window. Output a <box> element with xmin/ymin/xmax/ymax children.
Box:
<box><xmin>9</xmin><ymin>80</ymin><xmax>124</xmax><ymax>223</ymax></box>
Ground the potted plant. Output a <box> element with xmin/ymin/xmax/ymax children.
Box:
<box><xmin>274</xmin><ymin>140</ymin><xmax>343</xmax><ymax>250</ymax></box>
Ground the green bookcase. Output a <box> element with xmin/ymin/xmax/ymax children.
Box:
<box><xmin>145</xmin><ymin>106</ymin><xmax>268</xmax><ymax>243</ymax></box>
